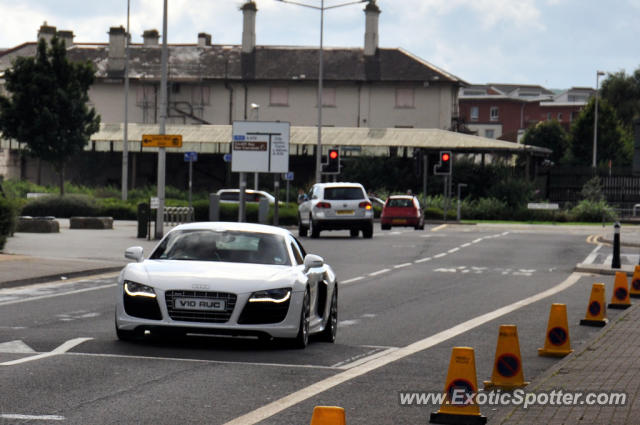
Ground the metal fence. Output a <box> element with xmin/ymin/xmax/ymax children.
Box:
<box><xmin>164</xmin><ymin>207</ymin><xmax>194</xmax><ymax>226</ymax></box>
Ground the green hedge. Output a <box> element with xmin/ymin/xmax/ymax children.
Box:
<box><xmin>21</xmin><ymin>194</ymin><xmax>98</xmax><ymax>218</ymax></box>
<box><xmin>0</xmin><ymin>197</ymin><xmax>17</xmax><ymax>250</ymax></box>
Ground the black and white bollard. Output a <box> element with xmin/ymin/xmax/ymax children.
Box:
<box><xmin>612</xmin><ymin>222</ymin><xmax>621</xmax><ymax>269</ymax></box>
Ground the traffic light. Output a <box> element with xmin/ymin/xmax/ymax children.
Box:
<box><xmin>322</xmin><ymin>148</ymin><xmax>341</xmax><ymax>174</ymax></box>
<box><xmin>434</xmin><ymin>150</ymin><xmax>452</xmax><ymax>175</ymax></box>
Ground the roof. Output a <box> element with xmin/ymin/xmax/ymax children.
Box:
<box><xmin>1</xmin><ymin>42</ymin><xmax>467</xmax><ymax>85</ymax></box>
<box><xmin>80</xmin><ymin>123</ymin><xmax>551</xmax><ymax>156</ymax></box>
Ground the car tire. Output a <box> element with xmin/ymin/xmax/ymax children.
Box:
<box><xmin>350</xmin><ymin>229</ymin><xmax>359</xmax><ymax>238</ymax></box>
<box><xmin>362</xmin><ymin>222</ymin><xmax>373</xmax><ymax>239</ymax></box>
<box><xmin>319</xmin><ymin>287</ymin><xmax>338</xmax><ymax>343</ymax></box>
<box><xmin>298</xmin><ymin>214</ymin><xmax>308</xmax><ymax>237</ymax></box>
<box><xmin>293</xmin><ymin>288</ymin><xmax>310</xmax><ymax>349</ymax></box>
<box><xmin>381</xmin><ymin>224</ymin><xmax>391</xmax><ymax>230</ymax></box>
<box><xmin>310</xmin><ymin>216</ymin><xmax>321</xmax><ymax>239</ymax></box>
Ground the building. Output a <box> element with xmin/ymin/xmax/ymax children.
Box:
<box><xmin>458</xmin><ymin>84</ymin><xmax>594</xmax><ymax>142</ymax></box>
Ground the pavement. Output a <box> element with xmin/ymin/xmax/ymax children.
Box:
<box><xmin>1</xmin><ymin>220</ymin><xmax>640</xmax><ymax>424</ymax></box>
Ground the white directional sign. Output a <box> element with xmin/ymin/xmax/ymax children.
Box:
<box><xmin>231</xmin><ymin>121</ymin><xmax>290</xmax><ymax>173</ymax></box>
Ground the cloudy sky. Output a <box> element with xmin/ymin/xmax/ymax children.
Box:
<box><xmin>1</xmin><ymin>0</ymin><xmax>638</xmax><ymax>89</ymax></box>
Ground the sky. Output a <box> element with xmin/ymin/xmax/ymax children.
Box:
<box><xmin>1</xmin><ymin>0</ymin><xmax>639</xmax><ymax>90</ymax></box>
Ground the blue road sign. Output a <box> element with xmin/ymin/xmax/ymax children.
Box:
<box><xmin>184</xmin><ymin>151</ymin><xmax>198</xmax><ymax>162</ymax></box>
<box><xmin>284</xmin><ymin>171</ymin><xmax>294</xmax><ymax>181</ymax></box>
<box><xmin>223</xmin><ymin>153</ymin><xmax>232</xmax><ymax>162</ymax></box>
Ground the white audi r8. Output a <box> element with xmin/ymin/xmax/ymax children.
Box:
<box><xmin>115</xmin><ymin>222</ymin><xmax>338</xmax><ymax>348</ymax></box>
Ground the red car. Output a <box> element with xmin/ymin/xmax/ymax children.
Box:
<box><xmin>380</xmin><ymin>195</ymin><xmax>424</xmax><ymax>230</ymax></box>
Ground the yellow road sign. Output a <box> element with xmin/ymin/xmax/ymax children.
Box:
<box><xmin>142</xmin><ymin>134</ymin><xmax>183</xmax><ymax>148</ymax></box>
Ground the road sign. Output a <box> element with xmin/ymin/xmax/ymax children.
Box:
<box><xmin>150</xmin><ymin>197</ymin><xmax>159</xmax><ymax>209</ymax></box>
<box><xmin>142</xmin><ymin>134</ymin><xmax>183</xmax><ymax>148</ymax></box>
<box><xmin>283</xmin><ymin>171</ymin><xmax>294</xmax><ymax>181</ymax></box>
<box><xmin>231</xmin><ymin>121</ymin><xmax>290</xmax><ymax>173</ymax></box>
<box><xmin>184</xmin><ymin>151</ymin><xmax>198</xmax><ymax>162</ymax></box>
<box><xmin>223</xmin><ymin>153</ymin><xmax>232</xmax><ymax>162</ymax></box>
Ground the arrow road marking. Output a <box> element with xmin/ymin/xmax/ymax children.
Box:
<box><xmin>1</xmin><ymin>338</ymin><xmax>93</xmax><ymax>366</ymax></box>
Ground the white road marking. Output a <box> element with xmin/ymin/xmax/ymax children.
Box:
<box><xmin>390</xmin><ymin>232</ymin><xmax>402</xmax><ymax>235</ymax></box>
<box><xmin>0</xmin><ymin>414</ymin><xmax>65</xmax><ymax>421</ymax></box>
<box><xmin>433</xmin><ymin>253</ymin><xmax>446</xmax><ymax>258</ymax></box>
<box><xmin>368</xmin><ymin>268</ymin><xmax>390</xmax><ymax>277</ymax></box>
<box><xmin>420</xmin><ymin>234</ymin><xmax>434</xmax><ymax>238</ymax></box>
<box><xmin>414</xmin><ymin>257</ymin><xmax>432</xmax><ymax>263</ymax></box>
<box><xmin>338</xmin><ymin>319</ymin><xmax>359</xmax><ymax>327</ymax></box>
<box><xmin>0</xmin><ymin>340</ymin><xmax>36</xmax><ymax>354</ymax></box>
<box><xmin>393</xmin><ymin>263</ymin><xmax>412</xmax><ymax>269</ymax></box>
<box><xmin>64</xmin><ymin>352</ymin><xmax>338</xmax><ymax>370</ymax></box>
<box><xmin>434</xmin><ymin>268</ymin><xmax>457</xmax><ymax>273</ymax></box>
<box><xmin>431</xmin><ymin>224</ymin><xmax>448</xmax><ymax>232</ymax></box>
<box><xmin>583</xmin><ymin>244</ymin><xmax>602</xmax><ymax>264</ymax></box>
<box><xmin>1</xmin><ymin>338</ymin><xmax>93</xmax><ymax>366</ymax></box>
<box><xmin>341</xmin><ymin>276</ymin><xmax>365</xmax><ymax>285</ymax></box>
<box><xmin>223</xmin><ymin>272</ymin><xmax>586</xmax><ymax>425</ymax></box>
<box><xmin>361</xmin><ymin>313</ymin><xmax>377</xmax><ymax>318</ymax></box>
<box><xmin>448</xmin><ymin>248</ymin><xmax>459</xmax><ymax>253</ymax></box>
<box><xmin>461</xmin><ymin>243</ymin><xmax>471</xmax><ymax>248</ymax></box>
<box><xmin>333</xmin><ymin>347</ymin><xmax>399</xmax><ymax>370</ymax></box>
<box><xmin>0</xmin><ymin>284</ymin><xmax>116</xmax><ymax>307</ymax></box>
<box><xmin>472</xmin><ymin>238</ymin><xmax>483</xmax><ymax>243</ymax></box>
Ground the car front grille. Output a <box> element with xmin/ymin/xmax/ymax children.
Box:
<box><xmin>165</xmin><ymin>290</ymin><xmax>237</xmax><ymax>323</ymax></box>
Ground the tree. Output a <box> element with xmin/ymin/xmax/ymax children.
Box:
<box><xmin>0</xmin><ymin>37</ymin><xmax>100</xmax><ymax>195</ymax></box>
<box><xmin>568</xmin><ymin>97</ymin><xmax>632</xmax><ymax>167</ymax></box>
<box><xmin>521</xmin><ymin>120</ymin><xmax>569</xmax><ymax>165</ymax></box>
<box><xmin>600</xmin><ymin>70</ymin><xmax>640</xmax><ymax>131</ymax></box>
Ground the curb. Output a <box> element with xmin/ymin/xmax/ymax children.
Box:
<box><xmin>0</xmin><ymin>266</ymin><xmax>122</xmax><ymax>290</ymax></box>
<box><xmin>495</xmin><ymin>302</ymin><xmax>640</xmax><ymax>424</ymax></box>
<box><xmin>574</xmin><ymin>263</ymin><xmax>635</xmax><ymax>276</ymax></box>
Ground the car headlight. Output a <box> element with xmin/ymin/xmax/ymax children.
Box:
<box><xmin>248</xmin><ymin>288</ymin><xmax>291</xmax><ymax>303</ymax></box>
<box><xmin>124</xmin><ymin>280</ymin><xmax>157</xmax><ymax>298</ymax></box>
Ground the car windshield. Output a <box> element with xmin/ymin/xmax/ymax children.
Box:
<box><xmin>388</xmin><ymin>199</ymin><xmax>413</xmax><ymax>207</ymax></box>
<box><xmin>150</xmin><ymin>229</ymin><xmax>291</xmax><ymax>265</ymax></box>
<box><xmin>324</xmin><ymin>187</ymin><xmax>365</xmax><ymax>200</ymax></box>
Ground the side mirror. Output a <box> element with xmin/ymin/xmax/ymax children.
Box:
<box><xmin>125</xmin><ymin>246</ymin><xmax>144</xmax><ymax>263</ymax></box>
<box><xmin>303</xmin><ymin>254</ymin><xmax>324</xmax><ymax>272</ymax></box>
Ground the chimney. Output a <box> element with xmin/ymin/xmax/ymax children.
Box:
<box><xmin>241</xmin><ymin>1</ymin><xmax>257</xmax><ymax>53</ymax></box>
<box><xmin>57</xmin><ymin>30</ymin><xmax>74</xmax><ymax>48</ymax></box>
<box><xmin>37</xmin><ymin>22</ymin><xmax>57</xmax><ymax>45</ymax></box>
<box><xmin>364</xmin><ymin>1</ymin><xmax>380</xmax><ymax>56</ymax></box>
<box><xmin>108</xmin><ymin>26</ymin><xmax>126</xmax><ymax>74</ymax></box>
<box><xmin>143</xmin><ymin>29</ymin><xmax>160</xmax><ymax>46</ymax></box>
<box><xmin>198</xmin><ymin>32</ymin><xmax>212</xmax><ymax>47</ymax></box>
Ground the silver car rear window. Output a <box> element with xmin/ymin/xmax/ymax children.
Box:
<box><xmin>324</xmin><ymin>187</ymin><xmax>365</xmax><ymax>200</ymax></box>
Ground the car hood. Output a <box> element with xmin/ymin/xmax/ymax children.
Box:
<box><xmin>126</xmin><ymin>260</ymin><xmax>299</xmax><ymax>294</ymax></box>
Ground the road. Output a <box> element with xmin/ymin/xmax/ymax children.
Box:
<box><xmin>0</xmin><ymin>223</ymin><xmax>628</xmax><ymax>424</ymax></box>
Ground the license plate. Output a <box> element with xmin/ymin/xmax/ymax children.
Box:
<box><xmin>336</xmin><ymin>210</ymin><xmax>354</xmax><ymax>215</ymax></box>
<box><xmin>392</xmin><ymin>219</ymin><xmax>407</xmax><ymax>224</ymax></box>
<box><xmin>174</xmin><ymin>297</ymin><xmax>226</xmax><ymax>311</ymax></box>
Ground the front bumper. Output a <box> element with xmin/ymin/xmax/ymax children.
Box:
<box><xmin>116</xmin><ymin>288</ymin><xmax>304</xmax><ymax>339</ymax></box>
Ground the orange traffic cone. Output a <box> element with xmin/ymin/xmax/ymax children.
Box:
<box><xmin>484</xmin><ymin>325</ymin><xmax>529</xmax><ymax>390</ymax></box>
<box><xmin>580</xmin><ymin>283</ymin><xmax>608</xmax><ymax>327</ymax></box>
<box><xmin>538</xmin><ymin>303</ymin><xmax>573</xmax><ymax>357</ymax></box>
<box><xmin>310</xmin><ymin>406</ymin><xmax>346</xmax><ymax>425</ymax></box>
<box><xmin>630</xmin><ymin>266</ymin><xmax>640</xmax><ymax>298</ymax></box>
<box><xmin>430</xmin><ymin>347</ymin><xmax>487</xmax><ymax>425</ymax></box>
<box><xmin>608</xmin><ymin>272</ymin><xmax>632</xmax><ymax>309</ymax></box>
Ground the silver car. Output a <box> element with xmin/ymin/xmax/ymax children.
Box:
<box><xmin>115</xmin><ymin>222</ymin><xmax>338</xmax><ymax>348</ymax></box>
<box><xmin>298</xmin><ymin>182</ymin><xmax>374</xmax><ymax>239</ymax></box>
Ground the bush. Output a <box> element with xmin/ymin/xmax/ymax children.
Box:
<box><xmin>96</xmin><ymin>198</ymin><xmax>137</xmax><ymax>219</ymax></box>
<box><xmin>569</xmin><ymin>200</ymin><xmax>616</xmax><ymax>222</ymax></box>
<box><xmin>487</xmin><ymin>179</ymin><xmax>535</xmax><ymax>209</ymax></box>
<box><xmin>2</xmin><ymin>178</ymin><xmax>54</xmax><ymax>198</ymax></box>
<box><xmin>21</xmin><ymin>194</ymin><xmax>98</xmax><ymax>218</ymax></box>
<box><xmin>0</xmin><ymin>197</ymin><xmax>17</xmax><ymax>250</ymax></box>
<box><xmin>462</xmin><ymin>198</ymin><xmax>509</xmax><ymax>220</ymax></box>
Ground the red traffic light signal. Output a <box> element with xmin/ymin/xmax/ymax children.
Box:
<box><xmin>434</xmin><ymin>150</ymin><xmax>452</xmax><ymax>175</ymax></box>
<box><xmin>323</xmin><ymin>148</ymin><xmax>341</xmax><ymax>174</ymax></box>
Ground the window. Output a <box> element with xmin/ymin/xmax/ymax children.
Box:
<box><xmin>321</xmin><ymin>87</ymin><xmax>336</xmax><ymax>107</ymax></box>
<box><xmin>324</xmin><ymin>187</ymin><xmax>366</xmax><ymax>200</ymax></box>
<box><xmin>395</xmin><ymin>88</ymin><xmax>415</xmax><ymax>108</ymax></box>
<box><xmin>485</xmin><ymin>129</ymin><xmax>495</xmax><ymax>139</ymax></box>
<box><xmin>570</xmin><ymin>111</ymin><xmax>577</xmax><ymax>122</ymax></box>
<box><xmin>546</xmin><ymin>112</ymin><xmax>552</xmax><ymax>121</ymax></box>
<box><xmin>269</xmin><ymin>87</ymin><xmax>289</xmax><ymax>106</ymax></box>
<box><xmin>557</xmin><ymin>112</ymin><xmax>563</xmax><ymax>122</ymax></box>
<box><xmin>490</xmin><ymin>107</ymin><xmax>499</xmax><ymax>121</ymax></box>
<box><xmin>470</xmin><ymin>106</ymin><xmax>479</xmax><ymax>121</ymax></box>
<box><xmin>290</xmin><ymin>242</ymin><xmax>304</xmax><ymax>265</ymax></box>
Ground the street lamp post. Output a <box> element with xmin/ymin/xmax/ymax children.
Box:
<box><xmin>251</xmin><ymin>102</ymin><xmax>260</xmax><ymax>189</ymax></box>
<box><xmin>277</xmin><ymin>0</ymin><xmax>367</xmax><ymax>183</ymax></box>
<box><xmin>592</xmin><ymin>70</ymin><xmax>605</xmax><ymax>169</ymax></box>
<box><xmin>122</xmin><ymin>0</ymin><xmax>131</xmax><ymax>201</ymax></box>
